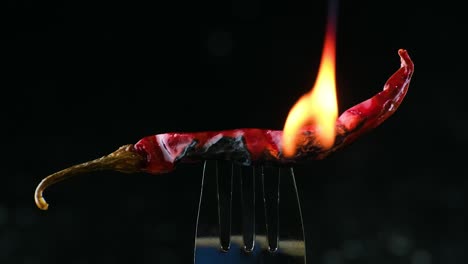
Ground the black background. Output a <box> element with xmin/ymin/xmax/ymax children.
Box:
<box><xmin>3</xmin><ymin>0</ymin><xmax>468</xmax><ymax>263</ymax></box>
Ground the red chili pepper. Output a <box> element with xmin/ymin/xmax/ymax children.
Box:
<box><xmin>34</xmin><ymin>49</ymin><xmax>414</xmax><ymax>210</ymax></box>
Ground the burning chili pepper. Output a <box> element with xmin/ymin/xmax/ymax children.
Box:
<box><xmin>34</xmin><ymin>49</ymin><xmax>414</xmax><ymax>210</ymax></box>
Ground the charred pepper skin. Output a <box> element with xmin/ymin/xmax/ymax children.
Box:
<box><xmin>34</xmin><ymin>49</ymin><xmax>414</xmax><ymax>210</ymax></box>
<box><xmin>134</xmin><ymin>49</ymin><xmax>414</xmax><ymax>173</ymax></box>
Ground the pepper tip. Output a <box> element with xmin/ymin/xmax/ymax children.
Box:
<box><xmin>397</xmin><ymin>49</ymin><xmax>413</xmax><ymax>71</ymax></box>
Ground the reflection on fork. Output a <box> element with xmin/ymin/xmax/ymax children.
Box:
<box><xmin>194</xmin><ymin>160</ymin><xmax>306</xmax><ymax>263</ymax></box>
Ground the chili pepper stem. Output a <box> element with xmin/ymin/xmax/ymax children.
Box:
<box><xmin>34</xmin><ymin>144</ymin><xmax>146</xmax><ymax>210</ymax></box>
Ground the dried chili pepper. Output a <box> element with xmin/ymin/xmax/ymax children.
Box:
<box><xmin>34</xmin><ymin>49</ymin><xmax>414</xmax><ymax>210</ymax></box>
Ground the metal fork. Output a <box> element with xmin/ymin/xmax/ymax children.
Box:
<box><xmin>194</xmin><ymin>160</ymin><xmax>307</xmax><ymax>263</ymax></box>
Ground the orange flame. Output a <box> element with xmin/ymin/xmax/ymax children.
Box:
<box><xmin>282</xmin><ymin>23</ymin><xmax>338</xmax><ymax>157</ymax></box>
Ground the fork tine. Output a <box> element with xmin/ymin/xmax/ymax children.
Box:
<box><xmin>239</xmin><ymin>165</ymin><xmax>255</xmax><ymax>253</ymax></box>
<box><xmin>278</xmin><ymin>167</ymin><xmax>307</xmax><ymax>263</ymax></box>
<box><xmin>261</xmin><ymin>166</ymin><xmax>280</xmax><ymax>253</ymax></box>
<box><xmin>216</xmin><ymin>160</ymin><xmax>233</xmax><ymax>252</ymax></box>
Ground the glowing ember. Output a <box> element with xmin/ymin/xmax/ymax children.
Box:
<box><xmin>282</xmin><ymin>14</ymin><xmax>339</xmax><ymax>157</ymax></box>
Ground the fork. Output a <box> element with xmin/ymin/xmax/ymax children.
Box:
<box><xmin>194</xmin><ymin>160</ymin><xmax>307</xmax><ymax>263</ymax></box>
